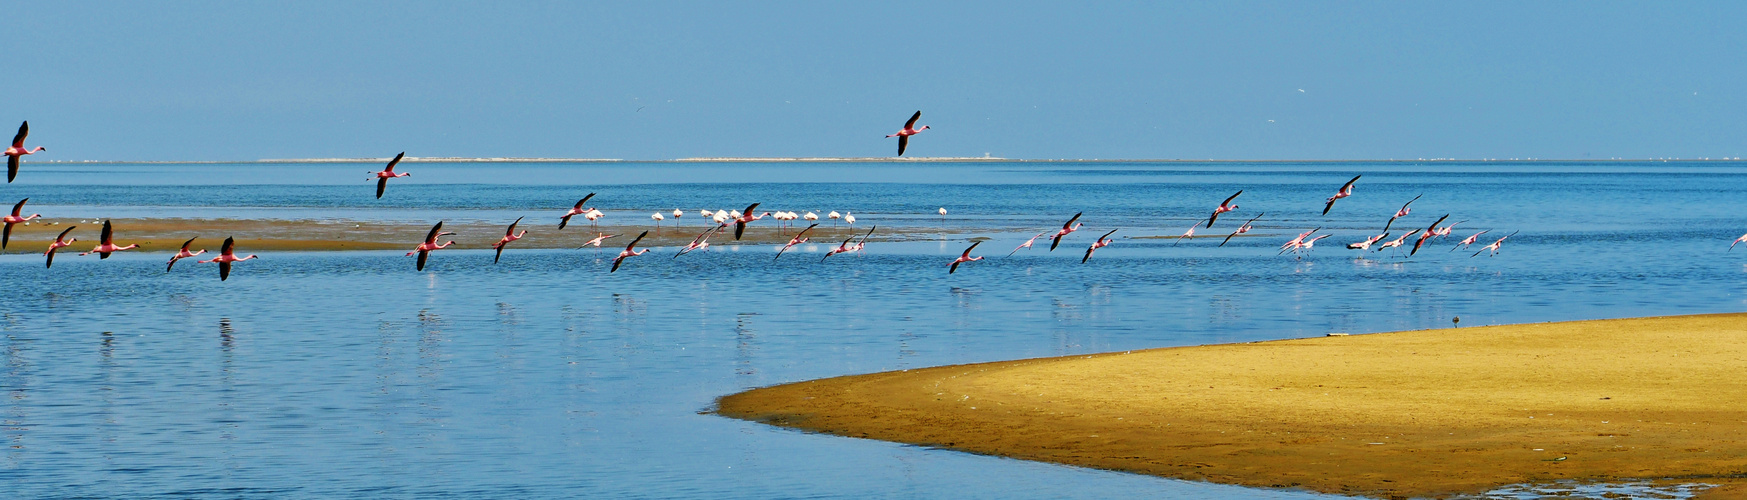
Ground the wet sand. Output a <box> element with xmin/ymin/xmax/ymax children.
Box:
<box><xmin>717</xmin><ymin>314</ymin><xmax>1747</xmax><ymax>498</ymax></box>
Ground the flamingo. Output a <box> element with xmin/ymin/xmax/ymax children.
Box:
<box><xmin>699</xmin><ymin>209</ymin><xmax>714</xmax><ymax>220</ymax></box>
<box><xmin>2</xmin><ymin>198</ymin><xmax>41</xmax><ymax>249</ymax></box>
<box><xmin>1433</xmin><ymin>220</ymin><xmax>1464</xmax><ymax>239</ymax></box>
<box><xmin>1219</xmin><ymin>213</ymin><xmax>1264</xmax><ymax>247</ymax></box>
<box><xmin>1410</xmin><ymin>214</ymin><xmax>1450</xmax><ymax>256</ymax></box>
<box><xmin>558</xmin><ymin>193</ymin><xmax>597</xmax><ymax>230</ymax></box>
<box><xmin>774</xmin><ymin>223</ymin><xmax>818</xmax><ymax>261</ymax></box>
<box><xmin>844</xmin><ymin>212</ymin><xmax>856</xmax><ymax>227</ymax></box>
<box><xmin>1206</xmin><ymin>190</ymin><xmax>1241</xmax><ymax>228</ymax></box>
<box><xmin>1375</xmin><ymin>232</ymin><xmax>1410</xmax><ymax>253</ymax></box>
<box><xmin>1007</xmin><ymin>230</ymin><xmax>1050</xmax><ymax>257</ymax></box>
<box><xmin>79</xmin><ymin>220</ymin><xmax>139</xmax><ymax>259</ymax></box>
<box><xmin>1279</xmin><ymin>228</ymin><xmax>1320</xmax><ymax>255</ymax></box>
<box><xmin>610</xmin><ymin>231</ymin><xmax>650</xmax><ymax>272</ymax></box>
<box><xmin>1291</xmin><ymin>234</ymin><xmax>1332</xmax><ymax>258</ymax></box>
<box><xmin>580</xmin><ymin>232</ymin><xmax>617</xmax><ymax>250</ymax></box>
<box><xmin>672</xmin><ymin>208</ymin><xmax>684</xmax><ymax>225</ymax></box>
<box><xmin>492</xmin><ymin>216</ymin><xmax>527</xmax><ymax>263</ymax></box>
<box><xmin>166</xmin><ymin>236</ymin><xmax>206</xmax><ymax>271</ymax></box>
<box><xmin>1381</xmin><ymin>194</ymin><xmax>1422</xmax><ymax>233</ymax></box>
<box><xmin>407</xmin><ymin>221</ymin><xmax>456</xmax><ymax>271</ymax></box>
<box><xmin>652</xmin><ymin>212</ymin><xmax>665</xmax><ymax>230</ymax></box>
<box><xmin>368</xmin><ymin>152</ymin><xmax>411</xmax><ymax>199</ymax></box>
<box><xmin>674</xmin><ymin>225</ymin><xmax>720</xmax><ymax>258</ymax></box>
<box><xmin>849</xmin><ymin>225</ymin><xmax>875</xmax><ymax>255</ymax></box>
<box><xmin>804</xmin><ymin>211</ymin><xmax>819</xmax><ymax>223</ymax></box>
<box><xmin>821</xmin><ymin>235</ymin><xmax>856</xmax><ymax>262</ymax></box>
<box><xmin>828</xmin><ymin>211</ymin><xmax>841</xmax><ymax>224</ymax></box>
<box><xmin>948</xmin><ymin>241</ymin><xmax>984</xmax><ymax>273</ymax></box>
<box><xmin>1452</xmin><ymin>230</ymin><xmax>1490</xmax><ymax>252</ymax></box>
<box><xmin>43</xmin><ymin>226</ymin><xmax>74</xmax><ymax>268</ymax></box>
<box><xmin>1322</xmin><ymin>175</ymin><xmax>1360</xmax><ymax>215</ymax></box>
<box><xmin>886</xmin><ymin>111</ymin><xmax>929</xmax><ymax>156</ymax></box>
<box><xmin>1048</xmin><ymin>212</ymin><xmax>1083</xmax><ymax>251</ymax></box>
<box><xmin>584</xmin><ymin>209</ymin><xmax>605</xmax><ymax>230</ymax></box>
<box><xmin>732</xmin><ymin>202</ymin><xmax>771</xmax><ymax>240</ymax></box>
<box><xmin>1172</xmin><ymin>224</ymin><xmax>1196</xmax><ymax>246</ymax></box>
<box><xmin>1346</xmin><ymin>233</ymin><xmax>1389</xmax><ymax>251</ymax></box>
<box><xmin>198</xmin><ymin>236</ymin><xmax>257</xmax><ymax>281</ymax></box>
<box><xmin>1732</xmin><ymin>232</ymin><xmax>1747</xmax><ymax>251</ymax></box>
<box><xmin>1472</xmin><ymin>231</ymin><xmax>1520</xmax><ymax>258</ymax></box>
<box><xmin>5</xmin><ymin>121</ymin><xmax>45</xmax><ymax>183</ymax></box>
<box><xmin>1083</xmin><ymin>229</ymin><xmax>1117</xmax><ymax>263</ymax></box>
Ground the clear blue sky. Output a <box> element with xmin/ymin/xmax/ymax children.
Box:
<box><xmin>10</xmin><ymin>1</ymin><xmax>1745</xmax><ymax>161</ymax></box>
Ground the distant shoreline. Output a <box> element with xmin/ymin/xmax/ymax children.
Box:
<box><xmin>30</xmin><ymin>157</ymin><xmax>1747</xmax><ymax>165</ymax></box>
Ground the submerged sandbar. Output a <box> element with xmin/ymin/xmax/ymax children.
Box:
<box><xmin>717</xmin><ymin>313</ymin><xmax>1747</xmax><ymax>498</ymax></box>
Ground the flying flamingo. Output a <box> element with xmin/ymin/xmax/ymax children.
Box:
<box><xmin>1083</xmin><ymin>229</ymin><xmax>1117</xmax><ymax>263</ymax></box>
<box><xmin>407</xmin><ymin>221</ymin><xmax>456</xmax><ymax>271</ymax></box>
<box><xmin>948</xmin><ymin>241</ymin><xmax>984</xmax><ymax>273</ymax></box>
<box><xmin>774</xmin><ymin>223</ymin><xmax>818</xmax><ymax>261</ymax></box>
<box><xmin>1172</xmin><ymin>224</ymin><xmax>1195</xmax><ymax>246</ymax></box>
<box><xmin>1433</xmin><ymin>220</ymin><xmax>1464</xmax><ymax>239</ymax></box>
<box><xmin>198</xmin><ymin>236</ymin><xmax>257</xmax><ymax>281</ymax></box>
<box><xmin>1381</xmin><ymin>194</ymin><xmax>1422</xmax><ymax>233</ymax></box>
<box><xmin>1375</xmin><ymin>232</ymin><xmax>1410</xmax><ymax>253</ymax></box>
<box><xmin>1048</xmin><ymin>212</ymin><xmax>1083</xmax><ymax>251</ymax></box>
<box><xmin>1279</xmin><ymin>228</ymin><xmax>1320</xmax><ymax>255</ymax></box>
<box><xmin>580</xmin><ymin>232</ymin><xmax>617</xmax><ymax>249</ymax></box>
<box><xmin>1732</xmin><ymin>232</ymin><xmax>1747</xmax><ymax>251</ymax></box>
<box><xmin>166</xmin><ymin>236</ymin><xmax>206</xmax><ymax>271</ymax></box>
<box><xmin>1410</xmin><ymin>214</ymin><xmax>1450</xmax><ymax>256</ymax></box>
<box><xmin>1346</xmin><ymin>233</ymin><xmax>1389</xmax><ymax>251</ymax></box>
<box><xmin>849</xmin><ymin>225</ymin><xmax>875</xmax><ymax>255</ymax></box>
<box><xmin>79</xmin><ymin>220</ymin><xmax>139</xmax><ymax>259</ymax></box>
<box><xmin>674</xmin><ymin>225</ymin><xmax>720</xmax><ymax>258</ymax></box>
<box><xmin>1007</xmin><ymin>230</ymin><xmax>1050</xmax><ymax>257</ymax></box>
<box><xmin>1220</xmin><ymin>213</ymin><xmax>1264</xmax><ymax>247</ymax></box>
<box><xmin>559</xmin><ymin>193</ymin><xmax>597</xmax><ymax>229</ymax></box>
<box><xmin>1291</xmin><ymin>234</ymin><xmax>1332</xmax><ymax>258</ymax></box>
<box><xmin>368</xmin><ymin>152</ymin><xmax>411</xmax><ymax>199</ymax></box>
<box><xmin>44</xmin><ymin>226</ymin><xmax>75</xmax><ymax>268</ymax></box>
<box><xmin>821</xmin><ymin>235</ymin><xmax>856</xmax><ymax>262</ymax></box>
<box><xmin>2</xmin><ymin>198</ymin><xmax>41</xmax><ymax>249</ymax></box>
<box><xmin>1452</xmin><ymin>230</ymin><xmax>1490</xmax><ymax>252</ymax></box>
<box><xmin>886</xmin><ymin>111</ymin><xmax>930</xmax><ymax>156</ymax></box>
<box><xmin>1322</xmin><ymin>175</ymin><xmax>1360</xmax><ymax>215</ymax></box>
<box><xmin>610</xmin><ymin>231</ymin><xmax>650</xmax><ymax>272</ymax></box>
<box><xmin>1205</xmin><ymin>190</ymin><xmax>1241</xmax><ymax>228</ymax></box>
<box><xmin>492</xmin><ymin>216</ymin><xmax>526</xmax><ymax>263</ymax></box>
<box><xmin>731</xmin><ymin>202</ymin><xmax>771</xmax><ymax>240</ymax></box>
<box><xmin>1471</xmin><ymin>231</ymin><xmax>1520</xmax><ymax>258</ymax></box>
<box><xmin>5</xmin><ymin>121</ymin><xmax>45</xmax><ymax>183</ymax></box>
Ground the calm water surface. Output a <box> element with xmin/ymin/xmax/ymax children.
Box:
<box><xmin>2</xmin><ymin>161</ymin><xmax>1745</xmax><ymax>498</ymax></box>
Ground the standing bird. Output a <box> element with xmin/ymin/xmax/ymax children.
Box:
<box><xmin>2</xmin><ymin>198</ymin><xmax>41</xmax><ymax>249</ymax></box>
<box><xmin>1220</xmin><ymin>213</ymin><xmax>1264</xmax><ymax>247</ymax></box>
<box><xmin>843</xmin><ymin>212</ymin><xmax>856</xmax><ymax>227</ymax></box>
<box><xmin>492</xmin><ymin>216</ymin><xmax>527</xmax><ymax>263</ymax></box>
<box><xmin>886</xmin><ymin>111</ymin><xmax>930</xmax><ymax>156</ymax></box>
<box><xmin>774</xmin><ymin>223</ymin><xmax>818</xmax><ymax>261</ymax></box>
<box><xmin>1452</xmin><ymin>230</ymin><xmax>1490</xmax><ymax>252</ymax></box>
<box><xmin>1733</xmin><ymin>232</ymin><xmax>1747</xmax><ymax>251</ymax></box>
<box><xmin>369</xmin><ymin>152</ymin><xmax>411</xmax><ymax>199</ymax></box>
<box><xmin>672</xmin><ymin>208</ymin><xmax>684</xmax><ymax>226</ymax></box>
<box><xmin>803</xmin><ymin>211</ymin><xmax>819</xmax><ymax>223</ymax></box>
<box><xmin>651</xmin><ymin>212</ymin><xmax>665</xmax><ymax>231</ymax></box>
<box><xmin>948</xmin><ymin>241</ymin><xmax>984</xmax><ymax>273</ymax></box>
<box><xmin>1322</xmin><ymin>175</ymin><xmax>1360</xmax><ymax>215</ymax></box>
<box><xmin>610</xmin><ymin>231</ymin><xmax>650</xmax><ymax>272</ymax></box>
<box><xmin>166</xmin><ymin>237</ymin><xmax>206</xmax><ymax>271</ymax></box>
<box><xmin>1472</xmin><ymin>231</ymin><xmax>1519</xmax><ymax>258</ymax></box>
<box><xmin>1083</xmin><ymin>229</ymin><xmax>1118</xmax><ymax>263</ymax></box>
<box><xmin>558</xmin><ymin>193</ymin><xmax>597</xmax><ymax>230</ymax></box>
<box><xmin>79</xmin><ymin>220</ymin><xmax>139</xmax><ymax>258</ymax></box>
<box><xmin>732</xmin><ymin>202</ymin><xmax>771</xmax><ymax>240</ymax></box>
<box><xmin>1409</xmin><ymin>214</ymin><xmax>1450</xmax><ymax>256</ymax></box>
<box><xmin>1008</xmin><ymin>231</ymin><xmax>1050</xmax><ymax>257</ymax></box>
<box><xmin>1206</xmin><ymin>190</ymin><xmax>1242</xmax><ymax>228</ymax></box>
<box><xmin>5</xmin><ymin>121</ymin><xmax>45</xmax><ymax>183</ymax></box>
<box><xmin>1381</xmin><ymin>194</ymin><xmax>1422</xmax><ymax>233</ymax></box>
<box><xmin>198</xmin><ymin>237</ymin><xmax>257</xmax><ymax>281</ymax></box>
<box><xmin>1048</xmin><ymin>212</ymin><xmax>1084</xmax><ymax>251</ymax></box>
<box><xmin>43</xmin><ymin>226</ymin><xmax>75</xmax><ymax>268</ymax></box>
<box><xmin>407</xmin><ymin>221</ymin><xmax>456</xmax><ymax>271</ymax></box>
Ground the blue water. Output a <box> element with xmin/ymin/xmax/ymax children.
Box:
<box><xmin>2</xmin><ymin>161</ymin><xmax>1745</xmax><ymax>498</ymax></box>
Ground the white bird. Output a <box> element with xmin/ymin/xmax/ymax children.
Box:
<box><xmin>673</xmin><ymin>209</ymin><xmax>684</xmax><ymax>224</ymax></box>
<box><xmin>699</xmin><ymin>209</ymin><xmax>713</xmax><ymax>219</ymax></box>
<box><xmin>729</xmin><ymin>210</ymin><xmax>742</xmax><ymax>219</ymax></box>
<box><xmin>844</xmin><ymin>212</ymin><xmax>856</xmax><ymax>226</ymax></box>
<box><xmin>1733</xmin><ymin>232</ymin><xmax>1747</xmax><ymax>251</ymax></box>
<box><xmin>651</xmin><ymin>212</ymin><xmax>665</xmax><ymax>229</ymax></box>
<box><xmin>804</xmin><ymin>211</ymin><xmax>819</xmax><ymax>222</ymax></box>
<box><xmin>828</xmin><ymin>211</ymin><xmax>841</xmax><ymax>220</ymax></box>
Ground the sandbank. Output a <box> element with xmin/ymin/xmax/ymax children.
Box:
<box><xmin>717</xmin><ymin>313</ymin><xmax>1747</xmax><ymax>498</ymax></box>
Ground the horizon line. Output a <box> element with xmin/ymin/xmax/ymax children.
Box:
<box><xmin>27</xmin><ymin>156</ymin><xmax>1747</xmax><ymax>164</ymax></box>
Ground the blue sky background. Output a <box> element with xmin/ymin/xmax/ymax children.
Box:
<box><xmin>8</xmin><ymin>1</ymin><xmax>1745</xmax><ymax>160</ymax></box>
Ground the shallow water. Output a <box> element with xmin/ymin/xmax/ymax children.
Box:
<box><xmin>2</xmin><ymin>161</ymin><xmax>1745</xmax><ymax>498</ymax></box>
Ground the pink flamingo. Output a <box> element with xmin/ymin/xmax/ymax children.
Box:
<box><xmin>1322</xmin><ymin>175</ymin><xmax>1359</xmax><ymax>215</ymax></box>
<box><xmin>1410</xmin><ymin>214</ymin><xmax>1450</xmax><ymax>256</ymax></box>
<box><xmin>407</xmin><ymin>221</ymin><xmax>455</xmax><ymax>271</ymax></box>
<box><xmin>581</xmin><ymin>232</ymin><xmax>617</xmax><ymax>249</ymax></box>
<box><xmin>1381</xmin><ymin>194</ymin><xmax>1422</xmax><ymax>233</ymax></box>
<box><xmin>1346</xmin><ymin>232</ymin><xmax>1389</xmax><ymax>251</ymax></box>
<box><xmin>1220</xmin><ymin>213</ymin><xmax>1263</xmax><ymax>247</ymax></box>
<box><xmin>1472</xmin><ymin>231</ymin><xmax>1519</xmax><ymax>258</ymax></box>
<box><xmin>369</xmin><ymin>152</ymin><xmax>411</xmax><ymax>199</ymax></box>
<box><xmin>610</xmin><ymin>231</ymin><xmax>650</xmax><ymax>272</ymax></box>
<box><xmin>1433</xmin><ymin>220</ymin><xmax>1463</xmax><ymax>239</ymax></box>
<box><xmin>3</xmin><ymin>198</ymin><xmax>41</xmax><ymax>249</ymax></box>
<box><xmin>1375</xmin><ymin>232</ymin><xmax>1410</xmax><ymax>253</ymax></box>
<box><xmin>1172</xmin><ymin>224</ymin><xmax>1195</xmax><ymax>246</ymax></box>
<box><xmin>821</xmin><ymin>236</ymin><xmax>856</xmax><ymax>262</ymax></box>
<box><xmin>1451</xmin><ymin>230</ymin><xmax>1490</xmax><ymax>252</ymax></box>
<box><xmin>948</xmin><ymin>241</ymin><xmax>984</xmax><ymax>273</ymax></box>
<box><xmin>1048</xmin><ymin>212</ymin><xmax>1083</xmax><ymax>251</ymax></box>
<box><xmin>79</xmin><ymin>220</ymin><xmax>139</xmax><ymax>259</ymax></box>
<box><xmin>1083</xmin><ymin>229</ymin><xmax>1117</xmax><ymax>263</ymax></box>
<box><xmin>492</xmin><ymin>216</ymin><xmax>526</xmax><ymax>263</ymax></box>
<box><xmin>166</xmin><ymin>236</ymin><xmax>206</xmax><ymax>271</ymax></box>
<box><xmin>43</xmin><ymin>226</ymin><xmax>74</xmax><ymax>268</ymax></box>
<box><xmin>1007</xmin><ymin>230</ymin><xmax>1049</xmax><ymax>257</ymax></box>
<box><xmin>198</xmin><ymin>236</ymin><xmax>257</xmax><ymax>281</ymax></box>
<box><xmin>775</xmin><ymin>223</ymin><xmax>818</xmax><ymax>261</ymax></box>
<box><xmin>1279</xmin><ymin>227</ymin><xmax>1320</xmax><ymax>254</ymax></box>
<box><xmin>731</xmin><ymin>202</ymin><xmax>771</xmax><ymax>240</ymax></box>
<box><xmin>848</xmin><ymin>226</ymin><xmax>875</xmax><ymax>256</ymax></box>
<box><xmin>1732</xmin><ymin>232</ymin><xmax>1747</xmax><ymax>251</ymax></box>
<box><xmin>886</xmin><ymin>111</ymin><xmax>929</xmax><ymax>156</ymax></box>
<box><xmin>5</xmin><ymin>121</ymin><xmax>45</xmax><ymax>183</ymax></box>
<box><xmin>558</xmin><ymin>193</ymin><xmax>596</xmax><ymax>229</ymax></box>
<box><xmin>674</xmin><ymin>225</ymin><xmax>720</xmax><ymax>259</ymax></box>
<box><xmin>1205</xmin><ymin>190</ymin><xmax>1241</xmax><ymax>227</ymax></box>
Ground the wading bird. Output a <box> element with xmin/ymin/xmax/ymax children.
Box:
<box><xmin>1472</xmin><ymin>231</ymin><xmax>1519</xmax><ymax>258</ymax></box>
<box><xmin>610</xmin><ymin>231</ymin><xmax>650</xmax><ymax>272</ymax></box>
<box><xmin>492</xmin><ymin>217</ymin><xmax>526</xmax><ymax>263</ymax></box>
<box><xmin>2</xmin><ymin>198</ymin><xmax>40</xmax><ymax>249</ymax></box>
<box><xmin>369</xmin><ymin>152</ymin><xmax>410</xmax><ymax>199</ymax></box>
<box><xmin>80</xmin><ymin>220</ymin><xmax>139</xmax><ymax>259</ymax></box>
<box><xmin>44</xmin><ymin>226</ymin><xmax>74</xmax><ymax>268</ymax></box>
<box><xmin>1322</xmin><ymin>175</ymin><xmax>1360</xmax><ymax>215</ymax></box>
<box><xmin>1008</xmin><ymin>231</ymin><xmax>1050</xmax><ymax>257</ymax></box>
<box><xmin>887</xmin><ymin>111</ymin><xmax>930</xmax><ymax>156</ymax></box>
<box><xmin>774</xmin><ymin>223</ymin><xmax>818</xmax><ymax>261</ymax></box>
<box><xmin>199</xmin><ymin>237</ymin><xmax>257</xmax><ymax>281</ymax></box>
<box><xmin>1206</xmin><ymin>190</ymin><xmax>1241</xmax><ymax>228</ymax></box>
<box><xmin>1049</xmin><ymin>212</ymin><xmax>1083</xmax><ymax>251</ymax></box>
<box><xmin>949</xmin><ymin>241</ymin><xmax>984</xmax><ymax>273</ymax></box>
<box><xmin>1220</xmin><ymin>213</ymin><xmax>1263</xmax><ymax>247</ymax></box>
<box><xmin>166</xmin><ymin>237</ymin><xmax>206</xmax><ymax>271</ymax></box>
<box><xmin>559</xmin><ymin>193</ymin><xmax>597</xmax><ymax>230</ymax></box>
<box><xmin>407</xmin><ymin>221</ymin><xmax>455</xmax><ymax>271</ymax></box>
<box><xmin>1382</xmin><ymin>194</ymin><xmax>1422</xmax><ymax>233</ymax></box>
<box><xmin>1410</xmin><ymin>214</ymin><xmax>1450</xmax><ymax>256</ymax></box>
<box><xmin>732</xmin><ymin>203</ymin><xmax>771</xmax><ymax>240</ymax></box>
<box><xmin>5</xmin><ymin>121</ymin><xmax>45</xmax><ymax>183</ymax></box>
<box><xmin>1452</xmin><ymin>230</ymin><xmax>1490</xmax><ymax>252</ymax></box>
<box><xmin>1083</xmin><ymin>229</ymin><xmax>1118</xmax><ymax>263</ymax></box>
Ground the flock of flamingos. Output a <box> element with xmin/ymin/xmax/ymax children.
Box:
<box><xmin>6</xmin><ymin>114</ymin><xmax>1746</xmax><ymax>280</ymax></box>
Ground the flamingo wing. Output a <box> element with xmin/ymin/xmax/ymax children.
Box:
<box><xmin>1082</xmin><ymin>245</ymin><xmax>1096</xmax><ymax>263</ymax></box>
<box><xmin>897</xmin><ymin>135</ymin><xmax>908</xmax><ymax>156</ymax></box>
<box><xmin>494</xmin><ymin>245</ymin><xmax>506</xmax><ymax>263</ymax></box>
<box><xmin>1400</xmin><ymin>194</ymin><xmax>1422</xmax><ymax>211</ymax></box>
<box><xmin>101</xmin><ymin>220</ymin><xmax>114</xmax><ymax>246</ymax></box>
<box><xmin>384</xmin><ymin>152</ymin><xmax>404</xmax><ymax>172</ymax></box>
<box><xmin>575</xmin><ymin>193</ymin><xmax>595</xmax><ymax>210</ymax></box>
<box><xmin>45</xmin><ymin>247</ymin><xmax>56</xmax><ymax>268</ymax></box>
<box><xmin>7</xmin><ymin>155</ymin><xmax>17</xmax><ymax>183</ymax></box>
<box><xmin>416</xmin><ymin>250</ymin><xmax>429</xmax><ymax>271</ymax></box>
<box><xmin>742</xmin><ymin>202</ymin><xmax>760</xmax><ymax>216</ymax></box>
<box><xmin>905</xmin><ymin>111</ymin><xmax>921</xmax><ymax>130</ymax></box>
<box><xmin>1341</xmin><ymin>175</ymin><xmax>1360</xmax><ymax>191</ymax></box>
<box><xmin>219</xmin><ymin>260</ymin><xmax>232</xmax><ymax>281</ymax></box>
<box><xmin>9</xmin><ymin>198</ymin><xmax>23</xmax><ymax>217</ymax></box>
<box><xmin>181</xmin><ymin>236</ymin><xmax>198</xmax><ymax>252</ymax></box>
<box><xmin>961</xmin><ymin>240</ymin><xmax>981</xmax><ymax>258</ymax></box>
<box><xmin>949</xmin><ymin>260</ymin><xmax>961</xmax><ymax>274</ymax></box>
<box><xmin>1222</xmin><ymin>190</ymin><xmax>1242</xmax><ymax>206</ymax></box>
<box><xmin>626</xmin><ymin>230</ymin><xmax>648</xmax><ymax>251</ymax></box>
<box><xmin>1</xmin><ymin>223</ymin><xmax>9</xmax><ymax>250</ymax></box>
<box><xmin>506</xmin><ymin>216</ymin><xmax>523</xmax><ymax>236</ymax></box>
<box><xmin>376</xmin><ymin>177</ymin><xmax>388</xmax><ymax>199</ymax></box>
<box><xmin>1410</xmin><ymin>214</ymin><xmax>1448</xmax><ymax>256</ymax></box>
<box><xmin>11</xmin><ymin>121</ymin><xmax>25</xmax><ymax>149</ymax></box>
<box><xmin>611</xmin><ymin>256</ymin><xmax>625</xmax><ymax>272</ymax></box>
<box><xmin>1102</xmin><ymin>228</ymin><xmax>1119</xmax><ymax>240</ymax></box>
<box><xmin>1063</xmin><ymin>212</ymin><xmax>1082</xmax><ymax>230</ymax></box>
<box><xmin>424</xmin><ymin>222</ymin><xmax>444</xmax><ymax>244</ymax></box>
<box><xmin>222</xmin><ymin>236</ymin><xmax>236</xmax><ymax>257</ymax></box>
